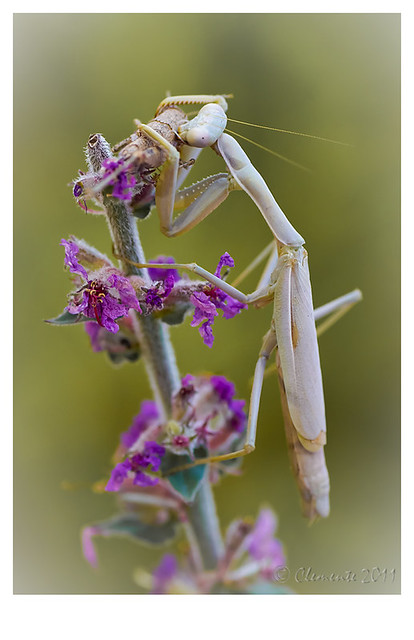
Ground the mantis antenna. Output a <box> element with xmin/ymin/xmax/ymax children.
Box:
<box><xmin>226</xmin><ymin>117</ymin><xmax>351</xmax><ymax>147</ymax></box>
<box><xmin>225</xmin><ymin>128</ymin><xmax>312</xmax><ymax>173</ymax></box>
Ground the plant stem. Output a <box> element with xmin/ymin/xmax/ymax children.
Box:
<box><xmin>104</xmin><ymin>196</ymin><xmax>180</xmax><ymax>416</ymax></box>
<box><xmin>187</xmin><ymin>477</ymin><xmax>224</xmax><ymax>570</ymax></box>
<box><xmin>103</xmin><ymin>195</ymin><xmax>224</xmax><ymax>568</ymax></box>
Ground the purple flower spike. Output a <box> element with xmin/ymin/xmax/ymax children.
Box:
<box><xmin>190</xmin><ymin>253</ymin><xmax>247</xmax><ymax>347</ymax></box>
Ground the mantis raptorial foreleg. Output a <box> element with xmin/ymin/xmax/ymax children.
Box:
<box><xmin>125</xmin><ymin>95</ymin><xmax>304</xmax><ymax>243</ymax></box>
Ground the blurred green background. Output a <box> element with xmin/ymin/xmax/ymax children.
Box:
<box><xmin>14</xmin><ymin>13</ymin><xmax>400</xmax><ymax>594</ymax></box>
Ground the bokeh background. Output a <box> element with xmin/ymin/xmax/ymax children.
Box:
<box><xmin>14</xmin><ymin>13</ymin><xmax>400</xmax><ymax>594</ymax></box>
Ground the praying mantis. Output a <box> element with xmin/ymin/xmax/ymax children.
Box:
<box><xmin>96</xmin><ymin>94</ymin><xmax>361</xmax><ymax>519</ymax></box>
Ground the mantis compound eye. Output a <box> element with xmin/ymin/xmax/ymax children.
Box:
<box><xmin>184</xmin><ymin>126</ymin><xmax>216</xmax><ymax>148</ymax></box>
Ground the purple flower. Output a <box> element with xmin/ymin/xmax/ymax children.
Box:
<box><xmin>81</xmin><ymin>526</ymin><xmax>100</xmax><ymax>568</ymax></box>
<box><xmin>120</xmin><ymin>401</ymin><xmax>160</xmax><ymax>449</ymax></box>
<box><xmin>190</xmin><ymin>252</ymin><xmax>247</xmax><ymax>347</ymax></box>
<box><xmin>61</xmin><ymin>238</ymin><xmax>141</xmax><ymax>333</ymax></box>
<box><xmin>101</xmin><ymin>158</ymin><xmax>136</xmax><ymax>201</ymax></box>
<box><xmin>148</xmin><ymin>256</ymin><xmax>180</xmax><ymax>284</ymax></box>
<box><xmin>84</xmin><ymin>321</ymin><xmax>102</xmax><ymax>352</ymax></box>
<box><xmin>105</xmin><ymin>441</ymin><xmax>165</xmax><ymax>492</ymax></box>
<box><xmin>152</xmin><ymin>554</ymin><xmax>178</xmax><ymax>594</ymax></box>
<box><xmin>245</xmin><ymin>509</ymin><xmax>285</xmax><ymax>578</ymax></box>
<box><xmin>144</xmin><ymin>273</ymin><xmax>176</xmax><ymax>312</ymax></box>
<box><xmin>142</xmin><ymin>256</ymin><xmax>180</xmax><ymax>313</ymax></box>
<box><xmin>61</xmin><ymin>238</ymin><xmax>88</xmax><ymax>280</ymax></box>
<box><xmin>171</xmin><ymin>374</ymin><xmax>247</xmax><ymax>460</ymax></box>
<box><xmin>214</xmin><ymin>252</ymin><xmax>235</xmax><ymax>278</ymax></box>
<box><xmin>211</xmin><ymin>375</ymin><xmax>235</xmax><ymax>403</ymax></box>
<box><xmin>85</xmin><ymin>315</ymin><xmax>140</xmax><ymax>362</ymax></box>
<box><xmin>131</xmin><ymin>441</ymin><xmax>166</xmax><ymax>473</ymax></box>
<box><xmin>209</xmin><ymin>376</ymin><xmax>246</xmax><ymax>433</ymax></box>
<box><xmin>171</xmin><ymin>434</ymin><xmax>190</xmax><ymax>448</ymax></box>
<box><xmin>105</xmin><ymin>459</ymin><xmax>132</xmax><ymax>492</ymax></box>
<box><xmin>132</xmin><ymin>471</ymin><xmax>159</xmax><ymax>487</ymax></box>
<box><xmin>73</xmin><ymin>182</ymin><xmax>83</xmax><ymax>198</ymax></box>
<box><xmin>228</xmin><ymin>399</ymin><xmax>247</xmax><ymax>433</ymax></box>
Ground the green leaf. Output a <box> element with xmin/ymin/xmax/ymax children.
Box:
<box><xmin>94</xmin><ymin>512</ymin><xmax>177</xmax><ymax>546</ymax></box>
<box><xmin>108</xmin><ymin>349</ymin><xmax>141</xmax><ymax>365</ymax></box>
<box><xmin>45</xmin><ymin>310</ymin><xmax>89</xmax><ymax>325</ymax></box>
<box><xmin>132</xmin><ymin>202</ymin><xmax>152</xmax><ymax>219</ymax></box>
<box><xmin>161</xmin><ymin>446</ymin><xmax>207</xmax><ymax>502</ymax></box>
<box><xmin>159</xmin><ymin>303</ymin><xmax>192</xmax><ymax>326</ymax></box>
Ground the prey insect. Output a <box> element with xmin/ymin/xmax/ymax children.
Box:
<box><xmin>124</xmin><ymin>249</ymin><xmax>362</xmax><ymax>520</ymax></box>
<box><xmin>84</xmin><ymin>93</ymin><xmax>305</xmax><ymax>245</ymax></box>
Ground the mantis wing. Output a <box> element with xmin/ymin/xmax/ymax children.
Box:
<box><xmin>276</xmin><ymin>351</ymin><xmax>330</xmax><ymax>518</ymax></box>
<box><xmin>274</xmin><ymin>247</ymin><xmax>326</xmax><ymax>450</ymax></box>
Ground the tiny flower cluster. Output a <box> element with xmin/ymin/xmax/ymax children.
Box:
<box><xmin>106</xmin><ymin>441</ymin><xmax>166</xmax><ymax>490</ymax></box>
<box><xmin>104</xmin><ymin>373</ymin><xmax>247</xmax><ymax>494</ymax></box>
<box><xmin>169</xmin><ymin>373</ymin><xmax>246</xmax><ymax>459</ymax></box>
<box><xmin>140</xmin><ymin>508</ymin><xmax>285</xmax><ymax>594</ymax></box>
<box><xmin>190</xmin><ymin>252</ymin><xmax>247</xmax><ymax>347</ymax></box>
<box><xmin>142</xmin><ymin>257</ymin><xmax>179</xmax><ymax>313</ymax></box>
<box><xmin>61</xmin><ymin>238</ymin><xmax>141</xmax><ymax>332</ymax></box>
<box><xmin>106</xmin><ymin>400</ymin><xmax>164</xmax><ymax>491</ymax></box>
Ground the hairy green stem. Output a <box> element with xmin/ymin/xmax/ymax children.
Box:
<box><xmin>103</xmin><ymin>195</ymin><xmax>224</xmax><ymax>567</ymax></box>
<box><xmin>104</xmin><ymin>196</ymin><xmax>180</xmax><ymax>415</ymax></box>
<box><xmin>187</xmin><ymin>477</ymin><xmax>224</xmax><ymax>570</ymax></box>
